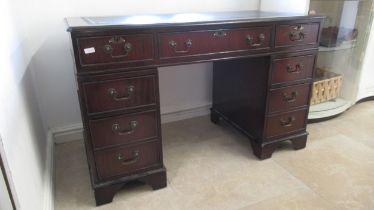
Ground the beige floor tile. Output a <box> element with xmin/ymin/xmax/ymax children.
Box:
<box><xmin>239</xmin><ymin>188</ymin><xmax>337</xmax><ymax>210</ymax></box>
<box><xmin>340</xmin><ymin>101</ymin><xmax>374</xmax><ymax>120</ymax></box>
<box><xmin>54</xmin><ymin>101</ymin><xmax>374</xmax><ymax>210</ymax></box>
<box><xmin>163</xmin><ymin>126</ymin><xmax>306</xmax><ymax>210</ymax></box>
<box><xmin>162</xmin><ymin>116</ymin><xmax>234</xmax><ymax>149</ymax></box>
<box><xmin>308</xmin><ymin>101</ymin><xmax>374</xmax><ymax>149</ymax></box>
<box><xmin>330</xmin><ymin>120</ymin><xmax>374</xmax><ymax>149</ymax></box>
<box><xmin>166</xmin><ymin>159</ymin><xmax>307</xmax><ymax>210</ymax></box>
<box><xmin>113</xmin><ymin>184</ymin><xmax>180</xmax><ymax>210</ymax></box>
<box><xmin>307</xmin><ymin>121</ymin><xmax>341</xmax><ymax>142</ymax></box>
<box><xmin>55</xmin><ymin>144</ymin><xmax>96</xmax><ymax>210</ymax></box>
<box><xmin>273</xmin><ymin>134</ymin><xmax>374</xmax><ymax>210</ymax></box>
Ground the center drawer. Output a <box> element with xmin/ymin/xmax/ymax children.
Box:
<box><xmin>158</xmin><ymin>26</ymin><xmax>272</xmax><ymax>58</ymax></box>
<box><xmin>83</xmin><ymin>74</ymin><xmax>157</xmax><ymax>114</ymax></box>
<box><xmin>94</xmin><ymin>140</ymin><xmax>161</xmax><ymax>180</ymax></box>
<box><xmin>89</xmin><ymin>110</ymin><xmax>159</xmax><ymax>149</ymax></box>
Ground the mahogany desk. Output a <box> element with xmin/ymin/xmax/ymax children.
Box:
<box><xmin>66</xmin><ymin>11</ymin><xmax>324</xmax><ymax>205</ymax></box>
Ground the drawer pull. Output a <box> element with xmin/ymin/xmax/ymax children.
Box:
<box><xmin>283</xmin><ymin>91</ymin><xmax>298</xmax><ymax>103</ymax></box>
<box><xmin>108</xmin><ymin>85</ymin><xmax>135</xmax><ymax>101</ymax></box>
<box><xmin>286</xmin><ymin>63</ymin><xmax>304</xmax><ymax>73</ymax></box>
<box><xmin>112</xmin><ymin>120</ymin><xmax>138</xmax><ymax>135</ymax></box>
<box><xmin>280</xmin><ymin>116</ymin><xmax>296</xmax><ymax>127</ymax></box>
<box><xmin>289</xmin><ymin>25</ymin><xmax>306</xmax><ymax>41</ymax></box>
<box><xmin>246</xmin><ymin>34</ymin><xmax>265</xmax><ymax>47</ymax></box>
<box><xmin>293</xmin><ymin>25</ymin><xmax>304</xmax><ymax>31</ymax></box>
<box><xmin>117</xmin><ymin>150</ymin><xmax>139</xmax><ymax>165</ymax></box>
<box><xmin>213</xmin><ymin>31</ymin><xmax>227</xmax><ymax>37</ymax></box>
<box><xmin>169</xmin><ymin>39</ymin><xmax>193</xmax><ymax>54</ymax></box>
<box><xmin>289</xmin><ymin>31</ymin><xmax>305</xmax><ymax>42</ymax></box>
<box><xmin>103</xmin><ymin>36</ymin><xmax>132</xmax><ymax>58</ymax></box>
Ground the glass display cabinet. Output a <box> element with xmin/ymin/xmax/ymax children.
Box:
<box><xmin>308</xmin><ymin>0</ymin><xmax>374</xmax><ymax>119</ymax></box>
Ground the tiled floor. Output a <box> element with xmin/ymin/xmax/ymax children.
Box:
<box><xmin>55</xmin><ymin>101</ymin><xmax>374</xmax><ymax>210</ymax></box>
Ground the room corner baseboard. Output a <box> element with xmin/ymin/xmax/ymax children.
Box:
<box><xmin>52</xmin><ymin>105</ymin><xmax>211</xmax><ymax>144</ymax></box>
<box><xmin>52</xmin><ymin>123</ymin><xmax>84</xmax><ymax>144</ymax></box>
<box><xmin>44</xmin><ymin>131</ymin><xmax>55</xmax><ymax>210</ymax></box>
<box><xmin>160</xmin><ymin>105</ymin><xmax>211</xmax><ymax>124</ymax></box>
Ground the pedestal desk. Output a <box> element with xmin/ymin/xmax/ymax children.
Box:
<box><xmin>65</xmin><ymin>11</ymin><xmax>324</xmax><ymax>205</ymax></box>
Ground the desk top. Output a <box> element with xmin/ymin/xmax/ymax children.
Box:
<box><xmin>66</xmin><ymin>10</ymin><xmax>320</xmax><ymax>31</ymax></box>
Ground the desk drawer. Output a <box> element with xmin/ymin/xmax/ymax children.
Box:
<box><xmin>159</xmin><ymin>27</ymin><xmax>271</xmax><ymax>58</ymax></box>
<box><xmin>271</xmin><ymin>54</ymin><xmax>315</xmax><ymax>84</ymax></box>
<box><xmin>77</xmin><ymin>34</ymin><xmax>154</xmax><ymax>66</ymax></box>
<box><xmin>268</xmin><ymin>83</ymin><xmax>311</xmax><ymax>113</ymax></box>
<box><xmin>83</xmin><ymin>75</ymin><xmax>156</xmax><ymax>114</ymax></box>
<box><xmin>89</xmin><ymin>111</ymin><xmax>158</xmax><ymax>149</ymax></box>
<box><xmin>275</xmin><ymin>23</ymin><xmax>320</xmax><ymax>47</ymax></box>
<box><xmin>265</xmin><ymin>109</ymin><xmax>307</xmax><ymax>139</ymax></box>
<box><xmin>94</xmin><ymin>141</ymin><xmax>161</xmax><ymax>180</ymax></box>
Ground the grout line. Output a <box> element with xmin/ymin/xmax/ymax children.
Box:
<box><xmin>271</xmin><ymin>156</ymin><xmax>340</xmax><ymax>209</ymax></box>
<box><xmin>338</xmin><ymin>133</ymin><xmax>374</xmax><ymax>153</ymax></box>
<box><xmin>232</xmin><ymin>159</ymin><xmax>309</xmax><ymax>210</ymax></box>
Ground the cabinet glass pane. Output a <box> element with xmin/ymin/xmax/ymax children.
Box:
<box><xmin>309</xmin><ymin>0</ymin><xmax>374</xmax><ymax>119</ymax></box>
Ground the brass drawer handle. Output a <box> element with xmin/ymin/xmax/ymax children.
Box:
<box><xmin>286</xmin><ymin>63</ymin><xmax>304</xmax><ymax>73</ymax></box>
<box><xmin>103</xmin><ymin>36</ymin><xmax>132</xmax><ymax>58</ymax></box>
<box><xmin>169</xmin><ymin>39</ymin><xmax>193</xmax><ymax>54</ymax></box>
<box><xmin>117</xmin><ymin>150</ymin><xmax>139</xmax><ymax>165</ymax></box>
<box><xmin>213</xmin><ymin>30</ymin><xmax>227</xmax><ymax>37</ymax></box>
<box><xmin>283</xmin><ymin>91</ymin><xmax>298</xmax><ymax>103</ymax></box>
<box><xmin>293</xmin><ymin>25</ymin><xmax>304</xmax><ymax>31</ymax></box>
<box><xmin>108</xmin><ymin>85</ymin><xmax>135</xmax><ymax>101</ymax></box>
<box><xmin>289</xmin><ymin>25</ymin><xmax>306</xmax><ymax>41</ymax></box>
<box><xmin>246</xmin><ymin>33</ymin><xmax>265</xmax><ymax>47</ymax></box>
<box><xmin>280</xmin><ymin>116</ymin><xmax>296</xmax><ymax>127</ymax></box>
<box><xmin>112</xmin><ymin>121</ymin><xmax>138</xmax><ymax>135</ymax></box>
<box><xmin>289</xmin><ymin>31</ymin><xmax>305</xmax><ymax>41</ymax></box>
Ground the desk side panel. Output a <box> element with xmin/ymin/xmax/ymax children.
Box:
<box><xmin>212</xmin><ymin>57</ymin><xmax>269</xmax><ymax>139</ymax></box>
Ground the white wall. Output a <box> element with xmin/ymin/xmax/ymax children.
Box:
<box><xmin>260</xmin><ymin>0</ymin><xmax>310</xmax><ymax>14</ymax></box>
<box><xmin>357</xmin><ymin>17</ymin><xmax>374</xmax><ymax>100</ymax></box>
<box><xmin>0</xmin><ymin>136</ymin><xmax>15</xmax><ymax>210</ymax></box>
<box><xmin>0</xmin><ymin>0</ymin><xmax>51</xmax><ymax>210</ymax></box>
<box><xmin>0</xmin><ymin>167</ymin><xmax>13</xmax><ymax>210</ymax></box>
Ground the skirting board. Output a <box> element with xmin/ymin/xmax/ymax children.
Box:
<box><xmin>52</xmin><ymin>123</ymin><xmax>84</xmax><ymax>144</ymax></box>
<box><xmin>160</xmin><ymin>105</ymin><xmax>211</xmax><ymax>124</ymax></box>
<box><xmin>44</xmin><ymin>131</ymin><xmax>55</xmax><ymax>210</ymax></box>
<box><xmin>53</xmin><ymin>105</ymin><xmax>211</xmax><ymax>144</ymax></box>
<box><xmin>356</xmin><ymin>87</ymin><xmax>374</xmax><ymax>102</ymax></box>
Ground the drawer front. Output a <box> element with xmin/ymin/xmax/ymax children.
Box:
<box><xmin>265</xmin><ymin>109</ymin><xmax>307</xmax><ymax>138</ymax></box>
<box><xmin>89</xmin><ymin>111</ymin><xmax>158</xmax><ymax>149</ymax></box>
<box><xmin>159</xmin><ymin>27</ymin><xmax>272</xmax><ymax>58</ymax></box>
<box><xmin>77</xmin><ymin>34</ymin><xmax>154</xmax><ymax>66</ymax></box>
<box><xmin>95</xmin><ymin>141</ymin><xmax>161</xmax><ymax>180</ymax></box>
<box><xmin>268</xmin><ymin>84</ymin><xmax>311</xmax><ymax>113</ymax></box>
<box><xmin>83</xmin><ymin>75</ymin><xmax>156</xmax><ymax>114</ymax></box>
<box><xmin>275</xmin><ymin>23</ymin><xmax>320</xmax><ymax>47</ymax></box>
<box><xmin>271</xmin><ymin>54</ymin><xmax>315</xmax><ymax>84</ymax></box>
